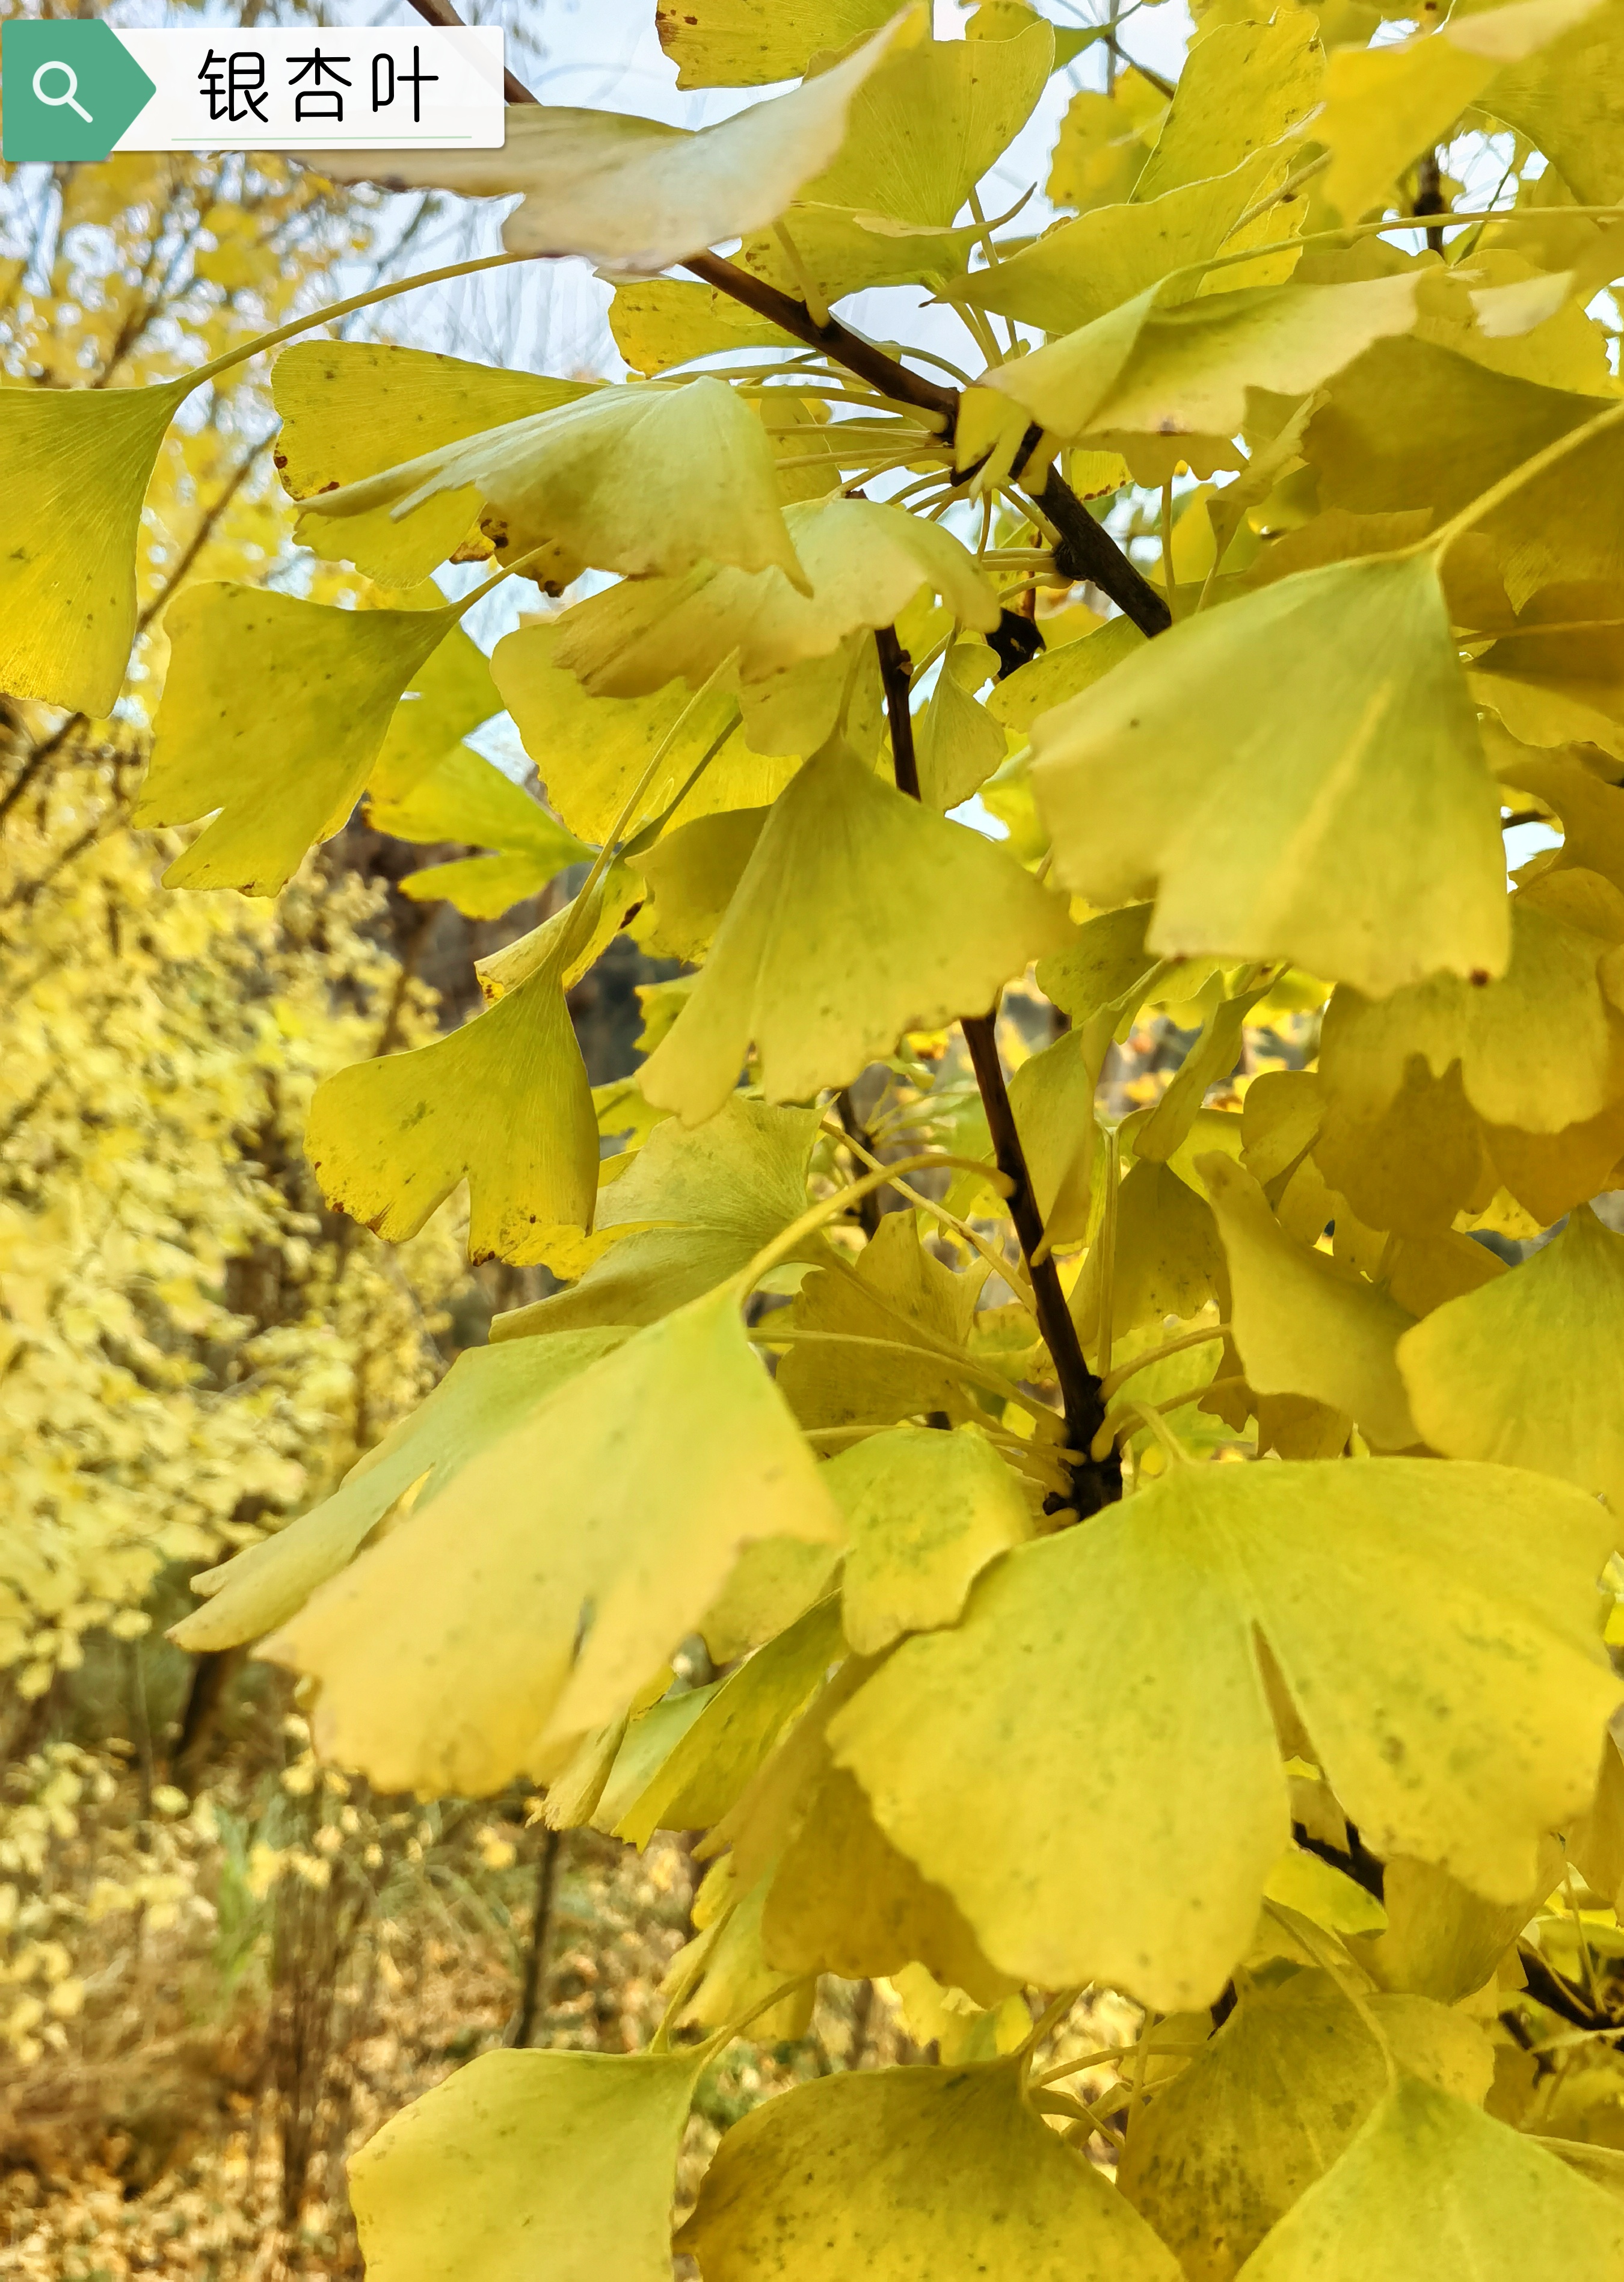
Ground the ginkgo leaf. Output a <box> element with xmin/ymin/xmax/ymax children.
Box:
<box><xmin>983</xmin><ymin>277</ymin><xmax>1419</xmax><ymax>469</ymax></box>
<box><xmin>272</xmin><ymin>342</ymin><xmax>595</xmax><ymax>587</ymax></box>
<box><xmin>614</xmin><ymin>1597</ymin><xmax>844</xmax><ymax>1847</ymax></box>
<box><xmin>257</xmin><ymin>1286</ymin><xmax>844</xmax><ymax>1790</ymax></box>
<box><xmin>1317</xmin><ymin>870</ymin><xmax>1624</xmax><ymax>1133</ymax></box>
<box><xmin>825</xmin><ymin>1423</ymin><xmax>1030</xmax><ymax>1656</ymax></box>
<box><xmin>1397</xmin><ymin>1204</ymin><xmax>1624</xmax><ymax>1515</ymax></box>
<box><xmin>303</xmin><ymin>13</ymin><xmax>924</xmax><ymax>273</ymax></box>
<box><xmin>773</xmin><ymin>1212</ymin><xmax>988</xmax><ymax>1436</ymax></box>
<box><xmin>552</xmin><ymin>497</ymin><xmax>998</xmax><ymax>699</ymax></box>
<box><xmin>474</xmin><ymin>867</ymin><xmax>644</xmax><ymax>1004</ymax></box>
<box><xmin>136</xmin><ymin>584</ymin><xmax>460</xmax><ymax>895</ymax></box>
<box><xmin>760</xmin><ymin>1754</ymin><xmax>1017</xmax><ymax>1999</ymax></box>
<box><xmin>831</xmin><ymin>1458</ymin><xmax>1618</xmax><ymax>2009</ymax></box>
<box><xmin>296</xmin><ymin>380</ymin><xmax>807</xmax><ymax>596</ymax></box>
<box><xmin>370</xmin><ymin>622</ymin><xmax>503</xmax><ymax>803</ymax></box>
<box><xmin>1116</xmin><ymin>1969</ymin><xmax>1391</xmax><ymax>2282</ymax></box>
<box><xmin>1311</xmin><ymin>1061</ymin><xmax>1492</xmax><ymax>1239</ymax></box>
<box><xmin>1010</xmin><ymin>1028</ymin><xmax>1108</xmax><ymax>1251</ymax></box>
<box><xmin>656</xmin><ymin>0</ymin><xmax>897</xmax><ymax>85</ymax></box>
<box><xmin>491</xmin><ymin>1099</ymin><xmax>820</xmax><ymax>1340</ymax></box>
<box><xmin>1077</xmin><ymin>1156</ymin><xmax>1226</xmax><ymax>1347</ymax></box>
<box><xmin>608</xmin><ymin>279</ymin><xmax>800</xmax><ymax>375</ymax></box>
<box><xmin>1486</xmin><ymin>0</ymin><xmax>1624</xmax><ymax>205</ymax></box>
<box><xmin>1359</xmin><ymin>1852</ymin><xmax>1544</xmax><ymax>2005</ymax></box>
<box><xmin>491</xmin><ymin>623</ymin><xmax>777</xmax><ymax>843</ymax></box>
<box><xmin>952</xmin><ymin>150</ymin><xmax>1282</xmax><ymax>337</ymax></box>
<box><xmin>1312</xmin><ymin>0</ymin><xmax>1604</xmax><ymax>227</ymax></box>
<box><xmin>699</xmin><ymin>1535</ymin><xmax>843</xmax><ymax>1665</ymax></box>
<box><xmin>915</xmin><ymin>649</ymin><xmax>1006</xmax><ymax>812</ymax></box>
<box><xmin>349</xmin><ymin>2045</ymin><xmax>706</xmax><ymax>2282</ymax></box>
<box><xmin>1029</xmin><ymin>553</ymin><xmax>1509</xmax><ymax>999</ymax></box>
<box><xmin>304</xmin><ymin>924</ymin><xmax>598</xmax><ymax>1265</ymax></box>
<box><xmin>641</xmin><ymin>736</ymin><xmax>1073</xmax><ymax>1122</ymax></box>
<box><xmin>1199</xmin><ymin>1156</ymin><xmax>1416</xmax><ymax>1449</ymax></box>
<box><xmin>368</xmin><ymin>744</ymin><xmax>589</xmax><ymax>875</ymax></box>
<box><xmin>636</xmin><ymin>809</ymin><xmax>767</xmax><ymax>961</ymax></box>
<box><xmin>1137</xmin><ymin>13</ymin><xmax>1320</xmax><ymax>202</ymax></box>
<box><xmin>1047</xmin><ymin>66</ymin><xmax>1166</xmax><ymax>212</ymax></box>
<box><xmin>1473</xmin><ymin>593</ymin><xmax>1624</xmax><ymax>759</ymax></box>
<box><xmin>1234</xmin><ymin>2074</ymin><xmax>1624</xmax><ymax>2280</ymax></box>
<box><xmin>680</xmin><ymin>2058</ymin><xmax>1182</xmax><ymax>2282</ymax></box>
<box><xmin>737</xmin><ymin>18</ymin><xmax>1054</xmax><ymax>303</ymax></box>
<box><xmin>170</xmin><ymin>1328</ymin><xmax>621</xmax><ymax>1655</ymax></box>
<box><xmin>0</xmin><ymin>377</ymin><xmax>186</xmax><ymax>717</ymax></box>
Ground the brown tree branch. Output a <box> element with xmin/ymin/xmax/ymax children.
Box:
<box><xmin>874</xmin><ymin>626</ymin><xmax>1118</xmax><ymax>1517</ymax></box>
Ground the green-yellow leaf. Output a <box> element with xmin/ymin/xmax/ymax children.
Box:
<box><xmin>304</xmin><ymin>928</ymin><xmax>598</xmax><ymax>1263</ymax></box>
<box><xmin>1486</xmin><ymin>0</ymin><xmax>1624</xmax><ymax>204</ymax></box>
<box><xmin>369</xmin><ymin>621</ymin><xmax>503</xmax><ymax>803</ymax></box>
<box><xmin>350</xmin><ymin>2045</ymin><xmax>705</xmax><ymax>2282</ymax></box>
<box><xmin>258</xmin><ymin>1286</ymin><xmax>844</xmax><ymax>1789</ymax></box>
<box><xmin>1235</xmin><ymin>2074</ymin><xmax>1624</xmax><ymax>2279</ymax></box>
<box><xmin>826</xmin><ymin>1423</ymin><xmax>1031</xmax><ymax>1655</ymax></box>
<box><xmin>137</xmin><ymin>585</ymin><xmax>459</xmax><ymax>896</ymax></box>
<box><xmin>1134</xmin><ymin>11</ymin><xmax>1322</xmax><ymax>203</ymax></box>
<box><xmin>368</xmin><ymin>743</ymin><xmax>589</xmax><ymax>873</ymax></box>
<box><xmin>1317</xmin><ymin>869</ymin><xmax>1624</xmax><ymax>1134</ymax></box>
<box><xmin>1397</xmin><ymin>1203</ymin><xmax>1624</xmax><ymax>1514</ymax></box>
<box><xmin>0</xmin><ymin>378</ymin><xmax>185</xmax><ymax>717</ymax></box>
<box><xmin>297</xmin><ymin>378</ymin><xmax>807</xmax><ymax>596</ymax></box>
<box><xmin>552</xmin><ymin>497</ymin><xmax>998</xmax><ymax>699</ymax></box>
<box><xmin>832</xmin><ymin>1458</ymin><xmax>1617</xmax><ymax>2008</ymax></box>
<box><xmin>170</xmin><ymin>1328</ymin><xmax>621</xmax><ymax>1653</ymax></box>
<box><xmin>1029</xmin><ymin>554</ymin><xmax>1509</xmax><ymax>998</ymax></box>
<box><xmin>680</xmin><ymin>2058</ymin><xmax>1181</xmax><ymax>2281</ymax></box>
<box><xmin>272</xmin><ymin>342</ymin><xmax>595</xmax><ymax>587</ymax></box>
<box><xmin>1200</xmin><ymin>1155</ymin><xmax>1416</xmax><ymax>1448</ymax></box>
<box><xmin>303</xmin><ymin>14</ymin><xmax>923</xmax><ymax>272</ymax></box>
<box><xmin>657</xmin><ymin>0</ymin><xmax>899</xmax><ymax>87</ymax></box>
<box><xmin>491</xmin><ymin>1098</ymin><xmax>820</xmax><ymax>1340</ymax></box>
<box><xmin>1117</xmin><ymin>1969</ymin><xmax>1391</xmax><ymax>2282</ymax></box>
<box><xmin>641</xmin><ymin>736</ymin><xmax>1072</xmax><ymax>1121</ymax></box>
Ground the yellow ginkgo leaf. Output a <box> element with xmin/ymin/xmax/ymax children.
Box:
<box><xmin>491</xmin><ymin>1099</ymin><xmax>820</xmax><ymax>1340</ymax></box>
<box><xmin>491</xmin><ymin>622</ymin><xmax>775</xmax><ymax>842</ymax></box>
<box><xmin>773</xmin><ymin>1212</ymin><xmax>988</xmax><ymax>1436</ymax></box>
<box><xmin>1029</xmin><ymin>553</ymin><xmax>1509</xmax><ymax>999</ymax></box>
<box><xmin>296</xmin><ymin>379</ymin><xmax>807</xmax><ymax>596</ymax></box>
<box><xmin>657</xmin><ymin>0</ymin><xmax>897</xmax><ymax>86</ymax></box>
<box><xmin>1358</xmin><ymin>1852</ymin><xmax>1545</xmax><ymax>2005</ymax></box>
<box><xmin>1234</xmin><ymin>2075</ymin><xmax>1624</xmax><ymax>2280</ymax></box>
<box><xmin>303</xmin><ymin>13</ymin><xmax>923</xmax><ymax>272</ymax></box>
<box><xmin>826</xmin><ymin>1423</ymin><xmax>1031</xmax><ymax>1656</ymax></box>
<box><xmin>680</xmin><ymin>2058</ymin><xmax>1182</xmax><ymax>2282</ymax></box>
<box><xmin>1117</xmin><ymin>1970</ymin><xmax>1391</xmax><ymax>2282</ymax></box>
<box><xmin>760</xmin><ymin>1753</ymin><xmax>1016</xmax><ymax>1999</ymax></box>
<box><xmin>256</xmin><ymin>1286</ymin><xmax>844</xmax><ymax>1791</ymax></box>
<box><xmin>983</xmin><ymin>277</ymin><xmax>1419</xmax><ymax>469</ymax></box>
<box><xmin>369</xmin><ymin>621</ymin><xmax>503</xmax><ymax>803</ymax></box>
<box><xmin>1047</xmin><ymin>67</ymin><xmax>1166</xmax><ymax>212</ymax></box>
<box><xmin>699</xmin><ymin>1535</ymin><xmax>843</xmax><ymax>1665</ymax></box>
<box><xmin>1313</xmin><ymin>0</ymin><xmax>1604</xmax><ymax>226</ymax></box>
<box><xmin>1317</xmin><ymin>870</ymin><xmax>1624</xmax><ymax>1134</ymax></box>
<box><xmin>170</xmin><ymin>1328</ymin><xmax>621</xmax><ymax>1655</ymax></box>
<box><xmin>953</xmin><ymin>150</ymin><xmax>1283</xmax><ymax>337</ymax></box>
<box><xmin>736</xmin><ymin>17</ymin><xmax>1053</xmax><ymax>304</ymax></box>
<box><xmin>831</xmin><ymin>1458</ymin><xmax>1618</xmax><ymax>2009</ymax></box>
<box><xmin>1311</xmin><ymin>1061</ymin><xmax>1492</xmax><ymax>1239</ymax></box>
<box><xmin>1473</xmin><ymin>600</ymin><xmax>1624</xmax><ymax>762</ymax></box>
<box><xmin>636</xmin><ymin>809</ymin><xmax>767</xmax><ymax>961</ymax></box>
<box><xmin>915</xmin><ymin>649</ymin><xmax>1006</xmax><ymax>812</ymax></box>
<box><xmin>1397</xmin><ymin>1203</ymin><xmax>1624</xmax><ymax>1515</ymax></box>
<box><xmin>1010</xmin><ymin>1026</ymin><xmax>1109</xmax><ymax>1251</ymax></box>
<box><xmin>0</xmin><ymin>377</ymin><xmax>186</xmax><ymax>717</ymax></box>
<box><xmin>349</xmin><ymin>2044</ymin><xmax>706</xmax><ymax>2282</ymax></box>
<box><xmin>1077</xmin><ymin>1156</ymin><xmax>1226</xmax><ymax>1348</ymax></box>
<box><xmin>1199</xmin><ymin>1156</ymin><xmax>1416</xmax><ymax>1449</ymax></box>
<box><xmin>1481</xmin><ymin>0</ymin><xmax>1624</xmax><ymax>208</ymax></box>
<box><xmin>552</xmin><ymin>497</ymin><xmax>998</xmax><ymax>699</ymax></box>
<box><xmin>608</xmin><ymin>279</ymin><xmax>799</xmax><ymax>374</ymax></box>
<box><xmin>369</xmin><ymin>744</ymin><xmax>589</xmax><ymax>880</ymax></box>
<box><xmin>306</xmin><ymin>920</ymin><xmax>598</xmax><ymax>1263</ymax></box>
<box><xmin>613</xmin><ymin>1597</ymin><xmax>844</xmax><ymax>1846</ymax></box>
<box><xmin>137</xmin><ymin>584</ymin><xmax>463</xmax><ymax>895</ymax></box>
<box><xmin>1136</xmin><ymin>11</ymin><xmax>1321</xmax><ymax>202</ymax></box>
<box><xmin>641</xmin><ymin>736</ymin><xmax>1074</xmax><ymax>1122</ymax></box>
<box><xmin>272</xmin><ymin>341</ymin><xmax>595</xmax><ymax>587</ymax></box>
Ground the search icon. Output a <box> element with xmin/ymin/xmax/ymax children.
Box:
<box><xmin>32</xmin><ymin>60</ymin><xmax>93</xmax><ymax>123</ymax></box>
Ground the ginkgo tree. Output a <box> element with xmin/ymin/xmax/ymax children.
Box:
<box><xmin>10</xmin><ymin>0</ymin><xmax>1624</xmax><ymax>2268</ymax></box>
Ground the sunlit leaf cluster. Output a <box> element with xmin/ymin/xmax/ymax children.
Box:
<box><xmin>9</xmin><ymin>0</ymin><xmax>1624</xmax><ymax>2268</ymax></box>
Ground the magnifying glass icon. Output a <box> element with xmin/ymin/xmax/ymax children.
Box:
<box><xmin>33</xmin><ymin>61</ymin><xmax>93</xmax><ymax>123</ymax></box>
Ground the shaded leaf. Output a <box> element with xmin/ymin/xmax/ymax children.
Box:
<box><xmin>827</xmin><ymin>1422</ymin><xmax>1031</xmax><ymax>1655</ymax></box>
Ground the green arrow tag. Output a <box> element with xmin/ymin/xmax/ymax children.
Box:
<box><xmin>2</xmin><ymin>20</ymin><xmax>157</xmax><ymax>162</ymax></box>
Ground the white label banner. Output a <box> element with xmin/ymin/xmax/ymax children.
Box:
<box><xmin>111</xmin><ymin>26</ymin><xmax>505</xmax><ymax>152</ymax></box>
